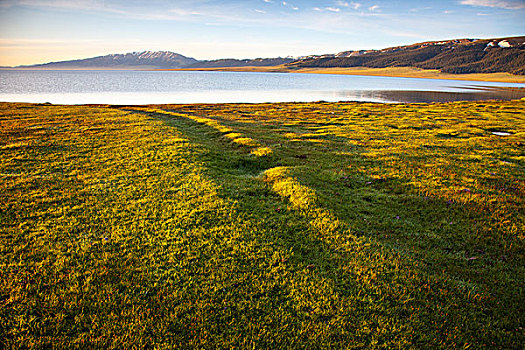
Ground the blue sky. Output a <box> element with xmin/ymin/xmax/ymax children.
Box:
<box><xmin>0</xmin><ymin>0</ymin><xmax>524</xmax><ymax>65</ymax></box>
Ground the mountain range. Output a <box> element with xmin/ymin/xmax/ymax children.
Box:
<box><xmin>292</xmin><ymin>36</ymin><xmax>525</xmax><ymax>75</ymax></box>
<box><xmin>12</xmin><ymin>36</ymin><xmax>525</xmax><ymax>75</ymax></box>
<box><xmin>21</xmin><ymin>51</ymin><xmax>197</xmax><ymax>69</ymax></box>
<box><xmin>18</xmin><ymin>51</ymin><xmax>294</xmax><ymax>70</ymax></box>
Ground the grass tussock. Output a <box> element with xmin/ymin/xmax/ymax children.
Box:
<box><xmin>0</xmin><ymin>100</ymin><xmax>524</xmax><ymax>349</ymax></box>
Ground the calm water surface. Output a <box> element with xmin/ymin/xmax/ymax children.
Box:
<box><xmin>0</xmin><ymin>69</ymin><xmax>523</xmax><ymax>104</ymax></box>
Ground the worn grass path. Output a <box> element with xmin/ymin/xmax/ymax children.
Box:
<box><xmin>1</xmin><ymin>101</ymin><xmax>523</xmax><ymax>348</ymax></box>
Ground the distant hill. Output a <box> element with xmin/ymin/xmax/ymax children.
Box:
<box><xmin>16</xmin><ymin>52</ymin><xmax>293</xmax><ymax>70</ymax></box>
<box><xmin>289</xmin><ymin>36</ymin><xmax>525</xmax><ymax>75</ymax></box>
<box><xmin>20</xmin><ymin>51</ymin><xmax>199</xmax><ymax>69</ymax></box>
<box><xmin>185</xmin><ymin>57</ymin><xmax>294</xmax><ymax>68</ymax></box>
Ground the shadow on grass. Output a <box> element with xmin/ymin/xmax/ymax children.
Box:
<box><xmin>132</xmin><ymin>105</ymin><xmax>523</xmax><ymax>348</ymax></box>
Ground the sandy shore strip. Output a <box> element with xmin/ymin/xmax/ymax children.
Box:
<box><xmin>160</xmin><ymin>65</ymin><xmax>525</xmax><ymax>84</ymax></box>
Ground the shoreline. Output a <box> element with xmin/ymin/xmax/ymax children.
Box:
<box><xmin>3</xmin><ymin>66</ymin><xmax>524</xmax><ymax>83</ymax></box>
<box><xmin>160</xmin><ymin>65</ymin><xmax>525</xmax><ymax>84</ymax></box>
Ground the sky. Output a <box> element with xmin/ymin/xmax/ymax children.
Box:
<box><xmin>0</xmin><ymin>0</ymin><xmax>524</xmax><ymax>66</ymax></box>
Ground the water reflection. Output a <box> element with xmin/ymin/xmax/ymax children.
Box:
<box><xmin>336</xmin><ymin>87</ymin><xmax>525</xmax><ymax>103</ymax></box>
<box><xmin>0</xmin><ymin>70</ymin><xmax>523</xmax><ymax>104</ymax></box>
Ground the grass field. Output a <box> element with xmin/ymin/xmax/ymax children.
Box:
<box><xmin>1</xmin><ymin>100</ymin><xmax>524</xmax><ymax>348</ymax></box>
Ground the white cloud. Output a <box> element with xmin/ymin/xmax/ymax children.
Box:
<box><xmin>409</xmin><ymin>7</ymin><xmax>432</xmax><ymax>12</ymax></box>
<box><xmin>280</xmin><ymin>1</ymin><xmax>299</xmax><ymax>10</ymax></box>
<box><xmin>167</xmin><ymin>8</ymin><xmax>201</xmax><ymax>16</ymax></box>
<box><xmin>460</xmin><ymin>0</ymin><xmax>525</xmax><ymax>10</ymax></box>
<box><xmin>263</xmin><ymin>0</ymin><xmax>273</xmax><ymax>3</ymax></box>
<box><xmin>336</xmin><ymin>1</ymin><xmax>361</xmax><ymax>10</ymax></box>
<box><xmin>0</xmin><ymin>0</ymin><xmax>202</xmax><ymax>19</ymax></box>
<box><xmin>0</xmin><ymin>0</ymin><xmax>106</xmax><ymax>11</ymax></box>
<box><xmin>326</xmin><ymin>7</ymin><xmax>341</xmax><ymax>12</ymax></box>
<box><xmin>0</xmin><ymin>38</ymin><xmax>104</xmax><ymax>47</ymax></box>
<box><xmin>255</xmin><ymin>9</ymin><xmax>266</xmax><ymax>13</ymax></box>
<box><xmin>368</xmin><ymin>5</ymin><xmax>380</xmax><ymax>11</ymax></box>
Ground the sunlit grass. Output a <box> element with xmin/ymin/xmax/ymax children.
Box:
<box><xmin>1</xmin><ymin>100</ymin><xmax>523</xmax><ymax>348</ymax></box>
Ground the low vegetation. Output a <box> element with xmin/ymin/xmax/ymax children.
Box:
<box><xmin>290</xmin><ymin>37</ymin><xmax>525</xmax><ymax>75</ymax></box>
<box><xmin>1</xmin><ymin>100</ymin><xmax>523</xmax><ymax>348</ymax></box>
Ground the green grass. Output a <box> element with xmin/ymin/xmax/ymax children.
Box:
<box><xmin>0</xmin><ymin>100</ymin><xmax>523</xmax><ymax>348</ymax></box>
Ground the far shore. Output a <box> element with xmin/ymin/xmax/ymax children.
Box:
<box><xmin>160</xmin><ymin>65</ymin><xmax>525</xmax><ymax>84</ymax></box>
<box><xmin>3</xmin><ymin>65</ymin><xmax>524</xmax><ymax>84</ymax></box>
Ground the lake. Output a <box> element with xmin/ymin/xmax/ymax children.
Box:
<box><xmin>0</xmin><ymin>69</ymin><xmax>523</xmax><ymax>104</ymax></box>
